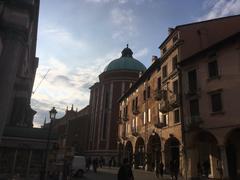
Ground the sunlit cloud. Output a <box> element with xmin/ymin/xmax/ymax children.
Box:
<box><xmin>199</xmin><ymin>0</ymin><xmax>240</xmax><ymax>20</ymax></box>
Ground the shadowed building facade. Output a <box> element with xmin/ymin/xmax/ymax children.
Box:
<box><xmin>0</xmin><ymin>0</ymin><xmax>39</xmax><ymax>140</ymax></box>
<box><xmin>86</xmin><ymin>46</ymin><xmax>146</xmax><ymax>162</ymax></box>
<box><xmin>118</xmin><ymin>15</ymin><xmax>240</xmax><ymax>180</ymax></box>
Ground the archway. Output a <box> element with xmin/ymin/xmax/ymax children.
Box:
<box><xmin>147</xmin><ymin>132</ymin><xmax>161</xmax><ymax>171</ymax></box>
<box><xmin>226</xmin><ymin>128</ymin><xmax>240</xmax><ymax>180</ymax></box>
<box><xmin>193</xmin><ymin>131</ymin><xmax>220</xmax><ymax>178</ymax></box>
<box><xmin>125</xmin><ymin>141</ymin><xmax>133</xmax><ymax>165</ymax></box>
<box><xmin>135</xmin><ymin>137</ymin><xmax>145</xmax><ymax>169</ymax></box>
<box><xmin>164</xmin><ymin>134</ymin><xmax>180</xmax><ymax>173</ymax></box>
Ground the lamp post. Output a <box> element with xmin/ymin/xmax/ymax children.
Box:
<box><xmin>43</xmin><ymin>107</ymin><xmax>57</xmax><ymax>180</ymax></box>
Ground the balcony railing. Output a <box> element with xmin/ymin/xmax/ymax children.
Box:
<box><xmin>132</xmin><ymin>106</ymin><xmax>140</xmax><ymax>115</ymax></box>
<box><xmin>122</xmin><ymin>115</ymin><xmax>128</xmax><ymax>121</ymax></box>
<box><xmin>185</xmin><ymin>88</ymin><xmax>201</xmax><ymax>97</ymax></box>
<box><xmin>187</xmin><ymin>116</ymin><xmax>203</xmax><ymax>130</ymax></box>
<box><xmin>154</xmin><ymin>89</ymin><xmax>162</xmax><ymax>100</ymax></box>
<box><xmin>154</xmin><ymin>122</ymin><xmax>166</xmax><ymax>129</ymax></box>
<box><xmin>131</xmin><ymin>127</ymin><xmax>139</xmax><ymax>137</ymax></box>
<box><xmin>159</xmin><ymin>99</ymin><xmax>170</xmax><ymax>113</ymax></box>
<box><xmin>169</xmin><ymin>93</ymin><xmax>180</xmax><ymax>108</ymax></box>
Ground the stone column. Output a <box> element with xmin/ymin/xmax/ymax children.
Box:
<box><xmin>26</xmin><ymin>150</ymin><xmax>33</xmax><ymax>178</ymax></box>
<box><xmin>219</xmin><ymin>145</ymin><xmax>229</xmax><ymax>179</ymax></box>
<box><xmin>11</xmin><ymin>149</ymin><xmax>18</xmax><ymax>176</ymax></box>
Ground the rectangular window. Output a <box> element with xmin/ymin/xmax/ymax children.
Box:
<box><xmin>157</xmin><ymin>77</ymin><xmax>161</xmax><ymax>90</ymax></box>
<box><xmin>162</xmin><ymin>65</ymin><xmax>167</xmax><ymax>78</ymax></box>
<box><xmin>211</xmin><ymin>92</ymin><xmax>222</xmax><ymax>112</ymax></box>
<box><xmin>132</xmin><ymin>99</ymin><xmax>135</xmax><ymax>112</ymax></box>
<box><xmin>189</xmin><ymin>99</ymin><xmax>200</xmax><ymax>117</ymax></box>
<box><xmin>208</xmin><ymin>60</ymin><xmax>219</xmax><ymax>78</ymax></box>
<box><xmin>143</xmin><ymin>90</ymin><xmax>146</xmax><ymax>101</ymax></box>
<box><xmin>162</xmin><ymin>47</ymin><xmax>167</xmax><ymax>54</ymax></box>
<box><xmin>143</xmin><ymin>112</ymin><xmax>146</xmax><ymax>124</ymax></box>
<box><xmin>174</xmin><ymin>109</ymin><xmax>180</xmax><ymax>123</ymax></box>
<box><xmin>162</xmin><ymin>114</ymin><xmax>168</xmax><ymax>126</ymax></box>
<box><xmin>173</xmin><ymin>34</ymin><xmax>178</xmax><ymax>43</ymax></box>
<box><xmin>148</xmin><ymin>109</ymin><xmax>151</xmax><ymax>122</ymax></box>
<box><xmin>188</xmin><ymin>69</ymin><xmax>197</xmax><ymax>92</ymax></box>
<box><xmin>147</xmin><ymin>86</ymin><xmax>151</xmax><ymax>98</ymax></box>
<box><xmin>172</xmin><ymin>55</ymin><xmax>178</xmax><ymax>71</ymax></box>
<box><xmin>173</xmin><ymin>80</ymin><xmax>178</xmax><ymax>95</ymax></box>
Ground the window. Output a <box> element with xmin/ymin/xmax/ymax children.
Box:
<box><xmin>162</xmin><ymin>47</ymin><xmax>167</xmax><ymax>54</ymax></box>
<box><xmin>162</xmin><ymin>114</ymin><xmax>168</xmax><ymax>126</ymax></box>
<box><xmin>173</xmin><ymin>34</ymin><xmax>178</xmax><ymax>43</ymax></box>
<box><xmin>147</xmin><ymin>86</ymin><xmax>151</xmax><ymax>98</ymax></box>
<box><xmin>211</xmin><ymin>92</ymin><xmax>222</xmax><ymax>112</ymax></box>
<box><xmin>143</xmin><ymin>90</ymin><xmax>146</xmax><ymax>101</ymax></box>
<box><xmin>172</xmin><ymin>55</ymin><xmax>178</xmax><ymax>71</ymax></box>
<box><xmin>174</xmin><ymin>109</ymin><xmax>180</xmax><ymax>123</ymax></box>
<box><xmin>173</xmin><ymin>80</ymin><xmax>178</xmax><ymax>95</ymax></box>
<box><xmin>148</xmin><ymin>109</ymin><xmax>151</xmax><ymax>122</ymax></box>
<box><xmin>189</xmin><ymin>99</ymin><xmax>200</xmax><ymax>117</ymax></box>
<box><xmin>157</xmin><ymin>77</ymin><xmax>161</xmax><ymax>90</ymax></box>
<box><xmin>208</xmin><ymin>60</ymin><xmax>219</xmax><ymax>78</ymax></box>
<box><xmin>188</xmin><ymin>69</ymin><xmax>197</xmax><ymax>92</ymax></box>
<box><xmin>162</xmin><ymin>65</ymin><xmax>167</xmax><ymax>78</ymax></box>
<box><xmin>132</xmin><ymin>97</ymin><xmax>138</xmax><ymax>112</ymax></box>
<box><xmin>143</xmin><ymin>112</ymin><xmax>146</xmax><ymax>124</ymax></box>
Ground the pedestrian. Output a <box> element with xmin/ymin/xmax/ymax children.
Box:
<box><xmin>170</xmin><ymin>160</ymin><xmax>174</xmax><ymax>180</ymax></box>
<box><xmin>159</xmin><ymin>161</ymin><xmax>164</xmax><ymax>178</ymax></box>
<box><xmin>93</xmin><ymin>158</ymin><xmax>98</xmax><ymax>173</ymax></box>
<box><xmin>118</xmin><ymin>158</ymin><xmax>134</xmax><ymax>180</ymax></box>
<box><xmin>203</xmin><ymin>160</ymin><xmax>210</xmax><ymax>178</ymax></box>
<box><xmin>155</xmin><ymin>162</ymin><xmax>160</xmax><ymax>178</ymax></box>
<box><xmin>173</xmin><ymin>159</ymin><xmax>179</xmax><ymax>180</ymax></box>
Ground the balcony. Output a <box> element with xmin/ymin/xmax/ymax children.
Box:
<box><xmin>122</xmin><ymin>115</ymin><xmax>128</xmax><ymax>122</ymax></box>
<box><xmin>169</xmin><ymin>94</ymin><xmax>180</xmax><ymax>108</ymax></box>
<box><xmin>154</xmin><ymin>89</ymin><xmax>162</xmax><ymax>100</ymax></box>
<box><xmin>131</xmin><ymin>127</ymin><xmax>139</xmax><ymax>137</ymax></box>
<box><xmin>185</xmin><ymin>88</ymin><xmax>201</xmax><ymax>98</ymax></box>
<box><xmin>154</xmin><ymin>122</ymin><xmax>166</xmax><ymax>129</ymax></box>
<box><xmin>132</xmin><ymin>107</ymin><xmax>140</xmax><ymax>115</ymax></box>
<box><xmin>187</xmin><ymin>116</ymin><xmax>203</xmax><ymax>130</ymax></box>
<box><xmin>159</xmin><ymin>99</ymin><xmax>169</xmax><ymax>113</ymax></box>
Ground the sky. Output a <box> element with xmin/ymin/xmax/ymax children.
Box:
<box><xmin>32</xmin><ymin>0</ymin><xmax>240</xmax><ymax>127</ymax></box>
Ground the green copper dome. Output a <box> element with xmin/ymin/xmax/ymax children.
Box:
<box><xmin>104</xmin><ymin>45</ymin><xmax>146</xmax><ymax>72</ymax></box>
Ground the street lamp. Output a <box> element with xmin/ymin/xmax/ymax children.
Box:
<box><xmin>43</xmin><ymin>107</ymin><xmax>57</xmax><ymax>180</ymax></box>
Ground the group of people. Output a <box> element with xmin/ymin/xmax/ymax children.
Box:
<box><xmin>86</xmin><ymin>156</ymin><xmax>105</xmax><ymax>172</ymax></box>
<box><xmin>118</xmin><ymin>159</ymin><xmax>180</xmax><ymax>180</ymax></box>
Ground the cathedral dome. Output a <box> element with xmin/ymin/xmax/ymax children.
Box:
<box><xmin>104</xmin><ymin>45</ymin><xmax>146</xmax><ymax>72</ymax></box>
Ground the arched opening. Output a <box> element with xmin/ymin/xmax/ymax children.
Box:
<box><xmin>147</xmin><ymin>132</ymin><xmax>161</xmax><ymax>171</ymax></box>
<box><xmin>226</xmin><ymin>128</ymin><xmax>240</xmax><ymax>180</ymax></box>
<box><xmin>193</xmin><ymin>131</ymin><xmax>220</xmax><ymax>178</ymax></box>
<box><xmin>125</xmin><ymin>141</ymin><xmax>133</xmax><ymax>165</ymax></box>
<box><xmin>164</xmin><ymin>134</ymin><xmax>180</xmax><ymax>173</ymax></box>
<box><xmin>135</xmin><ymin>137</ymin><xmax>145</xmax><ymax>169</ymax></box>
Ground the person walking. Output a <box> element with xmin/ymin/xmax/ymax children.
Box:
<box><xmin>173</xmin><ymin>160</ymin><xmax>179</xmax><ymax>180</ymax></box>
<box><xmin>159</xmin><ymin>161</ymin><xmax>164</xmax><ymax>178</ymax></box>
<box><xmin>156</xmin><ymin>162</ymin><xmax>160</xmax><ymax>178</ymax></box>
<box><xmin>118</xmin><ymin>158</ymin><xmax>134</xmax><ymax>180</ymax></box>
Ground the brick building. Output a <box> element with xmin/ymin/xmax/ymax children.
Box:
<box><xmin>118</xmin><ymin>15</ymin><xmax>240</xmax><ymax>180</ymax></box>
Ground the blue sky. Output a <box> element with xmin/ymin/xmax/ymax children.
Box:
<box><xmin>32</xmin><ymin>0</ymin><xmax>240</xmax><ymax>126</ymax></box>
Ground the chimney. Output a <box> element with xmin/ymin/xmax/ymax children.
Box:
<box><xmin>168</xmin><ymin>27</ymin><xmax>174</xmax><ymax>34</ymax></box>
<box><xmin>152</xmin><ymin>55</ymin><xmax>158</xmax><ymax>63</ymax></box>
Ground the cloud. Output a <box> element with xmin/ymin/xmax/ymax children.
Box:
<box><xmin>134</xmin><ymin>48</ymin><xmax>149</xmax><ymax>59</ymax></box>
<box><xmin>200</xmin><ymin>0</ymin><xmax>240</xmax><ymax>20</ymax></box>
<box><xmin>32</xmin><ymin>51</ymin><xmax>121</xmax><ymax>127</ymax></box>
<box><xmin>110</xmin><ymin>8</ymin><xmax>137</xmax><ymax>41</ymax></box>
